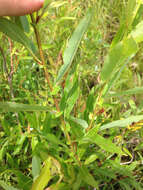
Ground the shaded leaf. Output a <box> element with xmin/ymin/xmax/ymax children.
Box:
<box><xmin>20</xmin><ymin>16</ymin><xmax>30</xmax><ymax>33</ymax></box>
<box><xmin>12</xmin><ymin>171</ymin><xmax>32</xmax><ymax>190</ymax></box>
<box><xmin>0</xmin><ymin>18</ymin><xmax>40</xmax><ymax>62</ymax></box>
<box><xmin>65</xmin><ymin>78</ymin><xmax>79</xmax><ymax>117</ymax></box>
<box><xmin>0</xmin><ymin>180</ymin><xmax>19</xmax><ymax>190</ymax></box>
<box><xmin>68</xmin><ymin>116</ymin><xmax>88</xmax><ymax>130</ymax></box>
<box><xmin>79</xmin><ymin>166</ymin><xmax>98</xmax><ymax>189</ymax></box>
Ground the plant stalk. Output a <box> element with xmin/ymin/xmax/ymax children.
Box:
<box><xmin>30</xmin><ymin>14</ymin><xmax>81</xmax><ymax>166</ymax></box>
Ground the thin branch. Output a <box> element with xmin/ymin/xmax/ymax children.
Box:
<box><xmin>0</xmin><ymin>45</ymin><xmax>8</xmax><ymax>77</ymax></box>
<box><xmin>8</xmin><ymin>38</ymin><xmax>14</xmax><ymax>99</ymax></box>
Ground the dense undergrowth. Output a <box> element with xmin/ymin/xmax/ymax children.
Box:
<box><xmin>0</xmin><ymin>0</ymin><xmax>143</xmax><ymax>189</ymax></box>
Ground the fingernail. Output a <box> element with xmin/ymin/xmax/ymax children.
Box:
<box><xmin>38</xmin><ymin>0</ymin><xmax>44</xmax><ymax>4</ymax></box>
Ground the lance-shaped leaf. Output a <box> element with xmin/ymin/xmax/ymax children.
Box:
<box><xmin>79</xmin><ymin>166</ymin><xmax>98</xmax><ymax>189</ymax></box>
<box><xmin>100</xmin><ymin>115</ymin><xmax>143</xmax><ymax>131</ymax></box>
<box><xmin>107</xmin><ymin>87</ymin><xmax>143</xmax><ymax>97</ymax></box>
<box><xmin>101</xmin><ymin>36</ymin><xmax>138</xmax><ymax>81</ymax></box>
<box><xmin>0</xmin><ymin>18</ymin><xmax>40</xmax><ymax>62</ymax></box>
<box><xmin>31</xmin><ymin>158</ymin><xmax>52</xmax><ymax>190</ymax></box>
<box><xmin>131</xmin><ymin>20</ymin><xmax>143</xmax><ymax>43</ymax></box>
<box><xmin>80</xmin><ymin>132</ymin><xmax>124</xmax><ymax>155</ymax></box>
<box><xmin>0</xmin><ymin>102</ymin><xmax>54</xmax><ymax>113</ymax></box>
<box><xmin>20</xmin><ymin>16</ymin><xmax>30</xmax><ymax>33</ymax></box>
<box><xmin>56</xmin><ymin>9</ymin><xmax>93</xmax><ymax>83</ymax></box>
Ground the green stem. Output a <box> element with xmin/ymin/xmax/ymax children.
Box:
<box><xmin>30</xmin><ymin>14</ymin><xmax>81</xmax><ymax>166</ymax></box>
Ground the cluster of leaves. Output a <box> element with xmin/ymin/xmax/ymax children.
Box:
<box><xmin>0</xmin><ymin>0</ymin><xmax>143</xmax><ymax>189</ymax></box>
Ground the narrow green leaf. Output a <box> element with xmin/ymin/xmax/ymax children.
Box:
<box><xmin>101</xmin><ymin>36</ymin><xmax>138</xmax><ymax>81</ymax></box>
<box><xmin>31</xmin><ymin>158</ymin><xmax>52</xmax><ymax>190</ymax></box>
<box><xmin>0</xmin><ymin>180</ymin><xmax>19</xmax><ymax>190</ymax></box>
<box><xmin>0</xmin><ymin>18</ymin><xmax>40</xmax><ymax>62</ymax></box>
<box><xmin>72</xmin><ymin>172</ymin><xmax>82</xmax><ymax>190</ymax></box>
<box><xmin>119</xmin><ymin>180</ymin><xmax>132</xmax><ymax>190</ymax></box>
<box><xmin>107</xmin><ymin>87</ymin><xmax>143</xmax><ymax>97</ymax></box>
<box><xmin>111</xmin><ymin>23</ymin><xmax>126</xmax><ymax>48</ymax></box>
<box><xmin>13</xmin><ymin>134</ymin><xmax>27</xmax><ymax>155</ymax></box>
<box><xmin>79</xmin><ymin>166</ymin><xmax>98</xmax><ymax>189</ymax></box>
<box><xmin>0</xmin><ymin>102</ymin><xmax>54</xmax><ymax>113</ymax></box>
<box><xmin>101</xmin><ymin>42</ymin><xmax>122</xmax><ymax>81</ymax></box>
<box><xmin>49</xmin><ymin>183</ymin><xmax>70</xmax><ymax>190</ymax></box>
<box><xmin>94</xmin><ymin>167</ymin><xmax>116</xmax><ymax>180</ymax></box>
<box><xmin>44</xmin><ymin>133</ymin><xmax>63</xmax><ymax>145</ymax></box>
<box><xmin>0</xmin><ymin>141</ymin><xmax>8</xmax><ymax>162</ymax></box>
<box><xmin>126</xmin><ymin>0</ymin><xmax>137</xmax><ymax>28</ymax></box>
<box><xmin>20</xmin><ymin>16</ymin><xmax>30</xmax><ymax>33</ymax></box>
<box><xmin>100</xmin><ymin>115</ymin><xmax>143</xmax><ymax>131</ymax></box>
<box><xmin>80</xmin><ymin>133</ymin><xmax>124</xmax><ymax>155</ymax></box>
<box><xmin>102</xmin><ymin>63</ymin><xmax>127</xmax><ymax>97</ymax></box>
<box><xmin>56</xmin><ymin>9</ymin><xmax>93</xmax><ymax>82</ymax></box>
<box><xmin>68</xmin><ymin>120</ymin><xmax>84</xmax><ymax>140</ymax></box>
<box><xmin>32</xmin><ymin>156</ymin><xmax>41</xmax><ymax>181</ymax></box>
<box><xmin>12</xmin><ymin>171</ymin><xmax>32</xmax><ymax>190</ymax></box>
<box><xmin>131</xmin><ymin>20</ymin><xmax>143</xmax><ymax>43</ymax></box>
<box><xmin>68</xmin><ymin>116</ymin><xmax>88</xmax><ymax>130</ymax></box>
<box><xmin>84</xmin><ymin>154</ymin><xmax>98</xmax><ymax>165</ymax></box>
<box><xmin>86</xmin><ymin>87</ymin><xmax>95</xmax><ymax>112</ymax></box>
<box><xmin>65</xmin><ymin>79</ymin><xmax>79</xmax><ymax>117</ymax></box>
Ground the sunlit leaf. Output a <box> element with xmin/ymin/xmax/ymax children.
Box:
<box><xmin>56</xmin><ymin>8</ymin><xmax>93</xmax><ymax>82</ymax></box>
<box><xmin>0</xmin><ymin>102</ymin><xmax>54</xmax><ymax>113</ymax></box>
<box><xmin>84</xmin><ymin>154</ymin><xmax>98</xmax><ymax>165</ymax></box>
<box><xmin>31</xmin><ymin>158</ymin><xmax>52</xmax><ymax>190</ymax></box>
<box><xmin>13</xmin><ymin>134</ymin><xmax>27</xmax><ymax>155</ymax></box>
<box><xmin>107</xmin><ymin>87</ymin><xmax>143</xmax><ymax>97</ymax></box>
<box><xmin>32</xmin><ymin>156</ymin><xmax>41</xmax><ymax>181</ymax></box>
<box><xmin>131</xmin><ymin>20</ymin><xmax>143</xmax><ymax>43</ymax></box>
<box><xmin>101</xmin><ymin>37</ymin><xmax>138</xmax><ymax>81</ymax></box>
<box><xmin>100</xmin><ymin>115</ymin><xmax>143</xmax><ymax>131</ymax></box>
<box><xmin>80</xmin><ymin>129</ymin><xmax>124</xmax><ymax>155</ymax></box>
